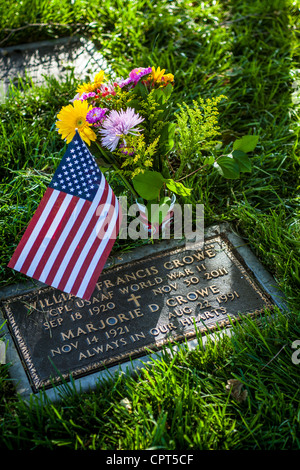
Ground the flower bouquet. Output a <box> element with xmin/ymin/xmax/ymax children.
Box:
<box><xmin>56</xmin><ymin>66</ymin><xmax>258</xmax><ymax>234</ymax></box>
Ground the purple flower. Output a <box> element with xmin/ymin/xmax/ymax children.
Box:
<box><xmin>86</xmin><ymin>107</ymin><xmax>108</xmax><ymax>124</ymax></box>
<box><xmin>129</xmin><ymin>67</ymin><xmax>152</xmax><ymax>84</ymax></box>
<box><xmin>80</xmin><ymin>92</ymin><xmax>97</xmax><ymax>101</ymax></box>
<box><xmin>117</xmin><ymin>67</ymin><xmax>152</xmax><ymax>88</ymax></box>
<box><xmin>99</xmin><ymin>108</ymin><xmax>144</xmax><ymax>151</ymax></box>
<box><xmin>119</xmin><ymin>141</ymin><xmax>135</xmax><ymax>156</ymax></box>
<box><xmin>117</xmin><ymin>77</ymin><xmax>133</xmax><ymax>88</ymax></box>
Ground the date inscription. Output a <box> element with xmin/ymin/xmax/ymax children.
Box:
<box><xmin>1</xmin><ymin>235</ymin><xmax>274</xmax><ymax>392</ymax></box>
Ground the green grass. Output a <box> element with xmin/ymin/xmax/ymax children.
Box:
<box><xmin>0</xmin><ymin>0</ymin><xmax>299</xmax><ymax>450</ymax></box>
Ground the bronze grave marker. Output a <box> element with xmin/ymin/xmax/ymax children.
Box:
<box><xmin>0</xmin><ymin>233</ymin><xmax>275</xmax><ymax>393</ymax></box>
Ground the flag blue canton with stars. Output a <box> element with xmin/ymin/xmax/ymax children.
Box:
<box><xmin>49</xmin><ymin>131</ymin><xmax>103</xmax><ymax>201</ymax></box>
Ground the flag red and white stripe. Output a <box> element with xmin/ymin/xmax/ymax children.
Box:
<box><xmin>8</xmin><ymin>131</ymin><xmax>121</xmax><ymax>300</ymax></box>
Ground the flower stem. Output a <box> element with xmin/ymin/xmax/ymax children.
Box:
<box><xmin>176</xmin><ymin>154</ymin><xmax>225</xmax><ymax>182</ymax></box>
<box><xmin>94</xmin><ymin>141</ymin><xmax>139</xmax><ymax>198</ymax></box>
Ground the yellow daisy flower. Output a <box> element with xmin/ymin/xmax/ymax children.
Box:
<box><xmin>150</xmin><ymin>66</ymin><xmax>166</xmax><ymax>83</ymax></box>
<box><xmin>76</xmin><ymin>70</ymin><xmax>106</xmax><ymax>95</ymax></box>
<box><xmin>93</xmin><ymin>70</ymin><xmax>105</xmax><ymax>88</ymax></box>
<box><xmin>76</xmin><ymin>81</ymin><xmax>96</xmax><ymax>95</ymax></box>
<box><xmin>149</xmin><ymin>66</ymin><xmax>174</xmax><ymax>85</ymax></box>
<box><xmin>56</xmin><ymin>99</ymin><xmax>97</xmax><ymax>145</ymax></box>
<box><xmin>162</xmin><ymin>73</ymin><xmax>174</xmax><ymax>84</ymax></box>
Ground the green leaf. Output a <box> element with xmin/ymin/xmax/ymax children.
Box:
<box><xmin>161</xmin><ymin>83</ymin><xmax>174</xmax><ymax>101</ymax></box>
<box><xmin>134</xmin><ymin>80</ymin><xmax>149</xmax><ymax>98</ymax></box>
<box><xmin>232</xmin><ymin>149</ymin><xmax>252</xmax><ymax>173</ymax></box>
<box><xmin>151</xmin><ymin>87</ymin><xmax>166</xmax><ymax>105</ymax></box>
<box><xmin>233</xmin><ymin>135</ymin><xmax>259</xmax><ymax>153</ymax></box>
<box><xmin>151</xmin><ymin>84</ymin><xmax>173</xmax><ymax>106</ymax></box>
<box><xmin>216</xmin><ymin>156</ymin><xmax>240</xmax><ymax>179</ymax></box>
<box><xmin>132</xmin><ymin>170</ymin><xmax>165</xmax><ymax>200</ymax></box>
<box><xmin>126</xmin><ymin>98</ymin><xmax>141</xmax><ymax>111</ymax></box>
<box><xmin>203</xmin><ymin>156</ymin><xmax>215</xmax><ymax>165</ymax></box>
<box><xmin>165</xmin><ymin>178</ymin><xmax>192</xmax><ymax>196</ymax></box>
<box><xmin>159</xmin><ymin>122</ymin><xmax>176</xmax><ymax>154</ymax></box>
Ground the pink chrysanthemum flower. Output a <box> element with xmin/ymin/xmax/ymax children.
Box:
<box><xmin>117</xmin><ymin>76</ymin><xmax>132</xmax><ymax>88</ymax></box>
<box><xmin>80</xmin><ymin>92</ymin><xmax>97</xmax><ymax>101</ymax></box>
<box><xmin>117</xmin><ymin>67</ymin><xmax>152</xmax><ymax>88</ymax></box>
<box><xmin>99</xmin><ymin>108</ymin><xmax>144</xmax><ymax>151</ymax></box>
<box><xmin>129</xmin><ymin>67</ymin><xmax>152</xmax><ymax>84</ymax></box>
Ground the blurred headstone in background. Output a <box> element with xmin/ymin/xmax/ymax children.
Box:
<box><xmin>0</xmin><ymin>36</ymin><xmax>110</xmax><ymax>101</ymax></box>
<box><xmin>0</xmin><ymin>340</ymin><xmax>5</xmax><ymax>365</ymax></box>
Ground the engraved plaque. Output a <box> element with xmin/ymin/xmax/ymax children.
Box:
<box><xmin>1</xmin><ymin>234</ymin><xmax>274</xmax><ymax>392</ymax></box>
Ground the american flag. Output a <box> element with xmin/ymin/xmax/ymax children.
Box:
<box><xmin>8</xmin><ymin>131</ymin><xmax>121</xmax><ymax>300</ymax></box>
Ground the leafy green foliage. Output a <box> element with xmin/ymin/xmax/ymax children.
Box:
<box><xmin>118</xmin><ymin>134</ymin><xmax>159</xmax><ymax>178</ymax></box>
<box><xmin>164</xmin><ymin>179</ymin><xmax>192</xmax><ymax>197</ymax></box>
<box><xmin>233</xmin><ymin>135</ymin><xmax>259</xmax><ymax>153</ymax></box>
<box><xmin>174</xmin><ymin>95</ymin><xmax>226</xmax><ymax>178</ymax></box>
<box><xmin>216</xmin><ymin>135</ymin><xmax>258</xmax><ymax>179</ymax></box>
<box><xmin>132</xmin><ymin>170</ymin><xmax>165</xmax><ymax>200</ymax></box>
<box><xmin>132</xmin><ymin>170</ymin><xmax>191</xmax><ymax>200</ymax></box>
<box><xmin>215</xmin><ymin>155</ymin><xmax>240</xmax><ymax>179</ymax></box>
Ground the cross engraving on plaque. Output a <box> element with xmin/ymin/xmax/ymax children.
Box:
<box><xmin>127</xmin><ymin>293</ymin><xmax>141</xmax><ymax>307</ymax></box>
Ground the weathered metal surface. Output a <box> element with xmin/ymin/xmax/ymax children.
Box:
<box><xmin>1</xmin><ymin>233</ymin><xmax>274</xmax><ymax>392</ymax></box>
